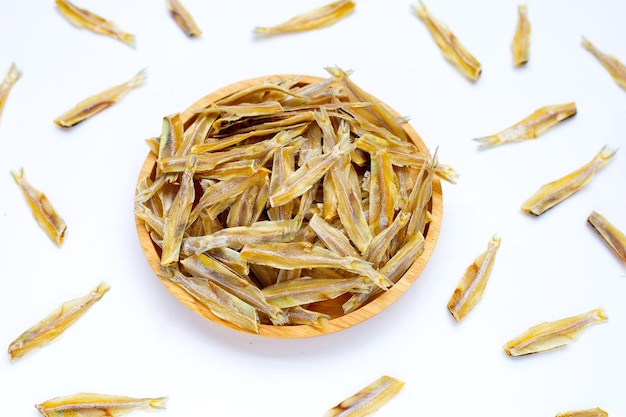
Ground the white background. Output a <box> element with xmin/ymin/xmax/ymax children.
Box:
<box><xmin>1</xmin><ymin>1</ymin><xmax>625</xmax><ymax>416</ymax></box>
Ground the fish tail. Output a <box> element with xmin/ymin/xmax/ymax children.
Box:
<box><xmin>122</xmin><ymin>33</ymin><xmax>136</xmax><ymax>48</ymax></box>
<box><xmin>147</xmin><ymin>397</ymin><xmax>168</xmax><ymax>410</ymax></box>
<box><xmin>130</xmin><ymin>68</ymin><xmax>148</xmax><ymax>87</ymax></box>
<box><xmin>435</xmin><ymin>164</ymin><xmax>459</xmax><ymax>184</ymax></box>
<box><xmin>473</xmin><ymin>135</ymin><xmax>501</xmax><ymax>150</ymax></box>
<box><xmin>8</xmin><ymin>63</ymin><xmax>23</xmax><ymax>83</ymax></box>
<box><xmin>597</xmin><ymin>145</ymin><xmax>618</xmax><ymax>162</ymax></box>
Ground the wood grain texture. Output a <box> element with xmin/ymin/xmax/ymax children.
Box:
<box><xmin>135</xmin><ymin>75</ymin><xmax>443</xmax><ymax>338</ymax></box>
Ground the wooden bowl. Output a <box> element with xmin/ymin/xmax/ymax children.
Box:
<box><xmin>135</xmin><ymin>74</ymin><xmax>443</xmax><ymax>338</ymax></box>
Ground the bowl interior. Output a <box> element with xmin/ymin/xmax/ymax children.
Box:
<box><xmin>135</xmin><ymin>74</ymin><xmax>443</xmax><ymax>338</ymax></box>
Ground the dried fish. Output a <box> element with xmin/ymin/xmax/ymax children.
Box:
<box><xmin>582</xmin><ymin>37</ymin><xmax>626</xmax><ymax>91</ymax></box>
<box><xmin>587</xmin><ymin>211</ymin><xmax>626</xmax><ymax>262</ymax></box>
<box><xmin>324</xmin><ymin>375</ymin><xmax>405</xmax><ymax>417</ymax></box>
<box><xmin>555</xmin><ymin>407</ymin><xmax>608</xmax><ymax>417</ymax></box>
<box><xmin>284</xmin><ymin>306</ymin><xmax>329</xmax><ymax>328</ymax></box>
<box><xmin>474</xmin><ymin>102</ymin><xmax>576</xmax><ymax>149</ymax></box>
<box><xmin>521</xmin><ymin>146</ymin><xmax>617</xmax><ymax>216</ymax></box>
<box><xmin>8</xmin><ymin>282</ymin><xmax>109</xmax><ymax>360</ymax></box>
<box><xmin>512</xmin><ymin>5</ymin><xmax>530</xmax><ymax>66</ymax></box>
<box><xmin>447</xmin><ymin>235</ymin><xmax>500</xmax><ymax>322</ymax></box>
<box><xmin>262</xmin><ymin>276</ymin><xmax>369</xmax><ymax>308</ymax></box>
<box><xmin>0</xmin><ymin>63</ymin><xmax>22</xmax><ymax>123</ymax></box>
<box><xmin>35</xmin><ymin>392</ymin><xmax>166</xmax><ymax>417</ymax></box>
<box><xmin>54</xmin><ymin>69</ymin><xmax>146</xmax><ymax>127</ymax></box>
<box><xmin>11</xmin><ymin>168</ymin><xmax>67</xmax><ymax>246</ymax></box>
<box><xmin>55</xmin><ymin>0</ymin><xmax>135</xmax><ymax>47</ymax></box>
<box><xmin>167</xmin><ymin>0</ymin><xmax>202</xmax><ymax>37</ymax></box>
<box><xmin>503</xmin><ymin>308</ymin><xmax>608</xmax><ymax>357</ymax></box>
<box><xmin>413</xmin><ymin>1</ymin><xmax>482</xmax><ymax>81</ymax></box>
<box><xmin>254</xmin><ymin>0</ymin><xmax>355</xmax><ymax>37</ymax></box>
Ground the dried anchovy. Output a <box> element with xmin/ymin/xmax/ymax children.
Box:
<box><xmin>35</xmin><ymin>393</ymin><xmax>166</xmax><ymax>417</ymax></box>
<box><xmin>512</xmin><ymin>5</ymin><xmax>530</xmax><ymax>66</ymax></box>
<box><xmin>167</xmin><ymin>0</ymin><xmax>202</xmax><ymax>37</ymax></box>
<box><xmin>0</xmin><ymin>63</ymin><xmax>22</xmax><ymax>123</ymax></box>
<box><xmin>587</xmin><ymin>211</ymin><xmax>626</xmax><ymax>262</ymax></box>
<box><xmin>324</xmin><ymin>375</ymin><xmax>405</xmax><ymax>417</ymax></box>
<box><xmin>582</xmin><ymin>37</ymin><xmax>626</xmax><ymax>91</ymax></box>
<box><xmin>555</xmin><ymin>407</ymin><xmax>608</xmax><ymax>417</ymax></box>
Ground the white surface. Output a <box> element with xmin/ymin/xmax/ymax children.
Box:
<box><xmin>1</xmin><ymin>1</ymin><xmax>625</xmax><ymax>416</ymax></box>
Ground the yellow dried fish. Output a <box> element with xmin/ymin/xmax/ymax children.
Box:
<box><xmin>8</xmin><ymin>282</ymin><xmax>109</xmax><ymax>360</ymax></box>
<box><xmin>167</xmin><ymin>0</ymin><xmax>202</xmax><ymax>37</ymax></box>
<box><xmin>412</xmin><ymin>1</ymin><xmax>482</xmax><ymax>81</ymax></box>
<box><xmin>503</xmin><ymin>308</ymin><xmax>608</xmax><ymax>357</ymax></box>
<box><xmin>324</xmin><ymin>375</ymin><xmax>405</xmax><ymax>417</ymax></box>
<box><xmin>582</xmin><ymin>37</ymin><xmax>626</xmax><ymax>91</ymax></box>
<box><xmin>262</xmin><ymin>276</ymin><xmax>369</xmax><ymax>308</ymax></box>
<box><xmin>447</xmin><ymin>235</ymin><xmax>500</xmax><ymax>322</ymax></box>
<box><xmin>512</xmin><ymin>5</ymin><xmax>530</xmax><ymax>66</ymax></box>
<box><xmin>555</xmin><ymin>407</ymin><xmax>608</xmax><ymax>417</ymax></box>
<box><xmin>587</xmin><ymin>211</ymin><xmax>626</xmax><ymax>262</ymax></box>
<box><xmin>0</xmin><ymin>63</ymin><xmax>22</xmax><ymax>123</ymax></box>
<box><xmin>35</xmin><ymin>392</ymin><xmax>167</xmax><ymax>417</ymax></box>
<box><xmin>11</xmin><ymin>168</ymin><xmax>67</xmax><ymax>246</ymax></box>
<box><xmin>55</xmin><ymin>0</ymin><xmax>135</xmax><ymax>47</ymax></box>
<box><xmin>54</xmin><ymin>69</ymin><xmax>146</xmax><ymax>127</ymax></box>
<box><xmin>309</xmin><ymin>214</ymin><xmax>360</xmax><ymax>258</ymax></box>
<box><xmin>284</xmin><ymin>306</ymin><xmax>329</xmax><ymax>328</ymax></box>
<box><xmin>521</xmin><ymin>146</ymin><xmax>617</xmax><ymax>216</ymax></box>
<box><xmin>474</xmin><ymin>102</ymin><xmax>577</xmax><ymax>149</ymax></box>
<box><xmin>254</xmin><ymin>0</ymin><xmax>355</xmax><ymax>37</ymax></box>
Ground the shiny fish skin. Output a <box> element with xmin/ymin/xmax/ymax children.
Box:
<box><xmin>0</xmin><ymin>63</ymin><xmax>22</xmax><ymax>123</ymax></box>
<box><xmin>35</xmin><ymin>392</ymin><xmax>166</xmax><ymax>417</ymax></box>
<box><xmin>521</xmin><ymin>146</ymin><xmax>617</xmax><ymax>216</ymax></box>
<box><xmin>582</xmin><ymin>37</ymin><xmax>626</xmax><ymax>91</ymax></box>
<box><xmin>503</xmin><ymin>308</ymin><xmax>608</xmax><ymax>357</ymax></box>
<box><xmin>8</xmin><ymin>282</ymin><xmax>109</xmax><ymax>360</ymax></box>
<box><xmin>324</xmin><ymin>375</ymin><xmax>405</xmax><ymax>417</ymax></box>
<box><xmin>54</xmin><ymin>69</ymin><xmax>146</xmax><ymax>127</ymax></box>
<box><xmin>167</xmin><ymin>0</ymin><xmax>202</xmax><ymax>37</ymax></box>
<box><xmin>587</xmin><ymin>211</ymin><xmax>626</xmax><ymax>262</ymax></box>
<box><xmin>262</xmin><ymin>276</ymin><xmax>369</xmax><ymax>309</ymax></box>
<box><xmin>55</xmin><ymin>0</ymin><xmax>135</xmax><ymax>47</ymax></box>
<box><xmin>254</xmin><ymin>0</ymin><xmax>355</xmax><ymax>37</ymax></box>
<box><xmin>11</xmin><ymin>168</ymin><xmax>67</xmax><ymax>246</ymax></box>
<box><xmin>413</xmin><ymin>1</ymin><xmax>482</xmax><ymax>81</ymax></box>
<box><xmin>512</xmin><ymin>5</ymin><xmax>530</xmax><ymax>66</ymax></box>
<box><xmin>447</xmin><ymin>235</ymin><xmax>500</xmax><ymax>322</ymax></box>
<box><xmin>555</xmin><ymin>407</ymin><xmax>608</xmax><ymax>417</ymax></box>
<box><xmin>474</xmin><ymin>102</ymin><xmax>576</xmax><ymax>149</ymax></box>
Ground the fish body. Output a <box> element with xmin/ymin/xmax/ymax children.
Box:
<box><xmin>587</xmin><ymin>211</ymin><xmax>626</xmax><ymax>262</ymax></box>
<box><xmin>555</xmin><ymin>407</ymin><xmax>608</xmax><ymax>417</ymax></box>
<box><xmin>35</xmin><ymin>392</ymin><xmax>166</xmax><ymax>417</ymax></box>
<box><xmin>0</xmin><ymin>63</ymin><xmax>22</xmax><ymax>122</ymax></box>
<box><xmin>324</xmin><ymin>375</ymin><xmax>405</xmax><ymax>417</ymax></box>
<box><xmin>8</xmin><ymin>282</ymin><xmax>109</xmax><ymax>360</ymax></box>
<box><xmin>512</xmin><ymin>5</ymin><xmax>530</xmax><ymax>66</ymax></box>
<box><xmin>167</xmin><ymin>0</ymin><xmax>202</xmax><ymax>37</ymax></box>
<box><xmin>55</xmin><ymin>0</ymin><xmax>135</xmax><ymax>47</ymax></box>
<box><xmin>521</xmin><ymin>146</ymin><xmax>616</xmax><ymax>215</ymax></box>
<box><xmin>11</xmin><ymin>168</ymin><xmax>67</xmax><ymax>246</ymax></box>
<box><xmin>54</xmin><ymin>69</ymin><xmax>146</xmax><ymax>127</ymax></box>
<box><xmin>582</xmin><ymin>37</ymin><xmax>626</xmax><ymax>91</ymax></box>
<box><xmin>474</xmin><ymin>102</ymin><xmax>576</xmax><ymax>149</ymax></box>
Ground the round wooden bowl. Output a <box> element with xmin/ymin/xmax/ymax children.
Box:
<box><xmin>135</xmin><ymin>75</ymin><xmax>443</xmax><ymax>338</ymax></box>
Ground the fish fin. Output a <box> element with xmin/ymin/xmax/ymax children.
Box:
<box><xmin>473</xmin><ymin>135</ymin><xmax>501</xmax><ymax>150</ymax></box>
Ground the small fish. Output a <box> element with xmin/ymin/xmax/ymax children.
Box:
<box><xmin>521</xmin><ymin>145</ymin><xmax>617</xmax><ymax>216</ymax></box>
<box><xmin>262</xmin><ymin>276</ymin><xmax>370</xmax><ymax>309</ymax></box>
<box><xmin>8</xmin><ymin>282</ymin><xmax>109</xmax><ymax>360</ymax></box>
<box><xmin>412</xmin><ymin>1</ymin><xmax>482</xmax><ymax>81</ymax></box>
<box><xmin>582</xmin><ymin>37</ymin><xmax>626</xmax><ymax>91</ymax></box>
<box><xmin>555</xmin><ymin>407</ymin><xmax>608</xmax><ymax>417</ymax></box>
<box><xmin>473</xmin><ymin>102</ymin><xmax>577</xmax><ymax>149</ymax></box>
<box><xmin>503</xmin><ymin>308</ymin><xmax>608</xmax><ymax>357</ymax></box>
<box><xmin>11</xmin><ymin>168</ymin><xmax>67</xmax><ymax>246</ymax></box>
<box><xmin>0</xmin><ymin>63</ymin><xmax>22</xmax><ymax>123</ymax></box>
<box><xmin>35</xmin><ymin>392</ymin><xmax>167</xmax><ymax>417</ymax></box>
<box><xmin>324</xmin><ymin>375</ymin><xmax>405</xmax><ymax>417</ymax></box>
<box><xmin>512</xmin><ymin>5</ymin><xmax>530</xmax><ymax>66</ymax></box>
<box><xmin>167</xmin><ymin>0</ymin><xmax>202</xmax><ymax>37</ymax></box>
<box><xmin>447</xmin><ymin>235</ymin><xmax>500</xmax><ymax>322</ymax></box>
<box><xmin>254</xmin><ymin>0</ymin><xmax>355</xmax><ymax>37</ymax></box>
<box><xmin>54</xmin><ymin>69</ymin><xmax>146</xmax><ymax>127</ymax></box>
<box><xmin>55</xmin><ymin>0</ymin><xmax>135</xmax><ymax>47</ymax></box>
<box><xmin>587</xmin><ymin>211</ymin><xmax>626</xmax><ymax>262</ymax></box>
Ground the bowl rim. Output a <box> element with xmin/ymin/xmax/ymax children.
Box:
<box><xmin>134</xmin><ymin>74</ymin><xmax>443</xmax><ymax>338</ymax></box>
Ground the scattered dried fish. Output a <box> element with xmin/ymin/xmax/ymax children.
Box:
<box><xmin>412</xmin><ymin>1</ymin><xmax>482</xmax><ymax>81</ymax></box>
<box><xmin>167</xmin><ymin>0</ymin><xmax>202</xmax><ymax>37</ymax></box>
<box><xmin>0</xmin><ymin>63</ymin><xmax>22</xmax><ymax>123</ymax></box>
<box><xmin>503</xmin><ymin>308</ymin><xmax>607</xmax><ymax>357</ymax></box>
<box><xmin>447</xmin><ymin>235</ymin><xmax>500</xmax><ymax>322</ymax></box>
<box><xmin>473</xmin><ymin>102</ymin><xmax>576</xmax><ymax>150</ymax></box>
<box><xmin>254</xmin><ymin>0</ymin><xmax>355</xmax><ymax>37</ymax></box>
<box><xmin>8</xmin><ymin>282</ymin><xmax>109</xmax><ymax>360</ymax></box>
<box><xmin>582</xmin><ymin>37</ymin><xmax>626</xmax><ymax>91</ymax></box>
<box><xmin>324</xmin><ymin>375</ymin><xmax>405</xmax><ymax>417</ymax></box>
<box><xmin>35</xmin><ymin>392</ymin><xmax>167</xmax><ymax>417</ymax></box>
<box><xmin>555</xmin><ymin>407</ymin><xmax>608</xmax><ymax>417</ymax></box>
<box><xmin>55</xmin><ymin>0</ymin><xmax>135</xmax><ymax>47</ymax></box>
<box><xmin>11</xmin><ymin>168</ymin><xmax>67</xmax><ymax>246</ymax></box>
<box><xmin>54</xmin><ymin>69</ymin><xmax>146</xmax><ymax>127</ymax></box>
<box><xmin>512</xmin><ymin>5</ymin><xmax>530</xmax><ymax>66</ymax></box>
<box><xmin>521</xmin><ymin>146</ymin><xmax>617</xmax><ymax>215</ymax></box>
<box><xmin>587</xmin><ymin>211</ymin><xmax>626</xmax><ymax>262</ymax></box>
